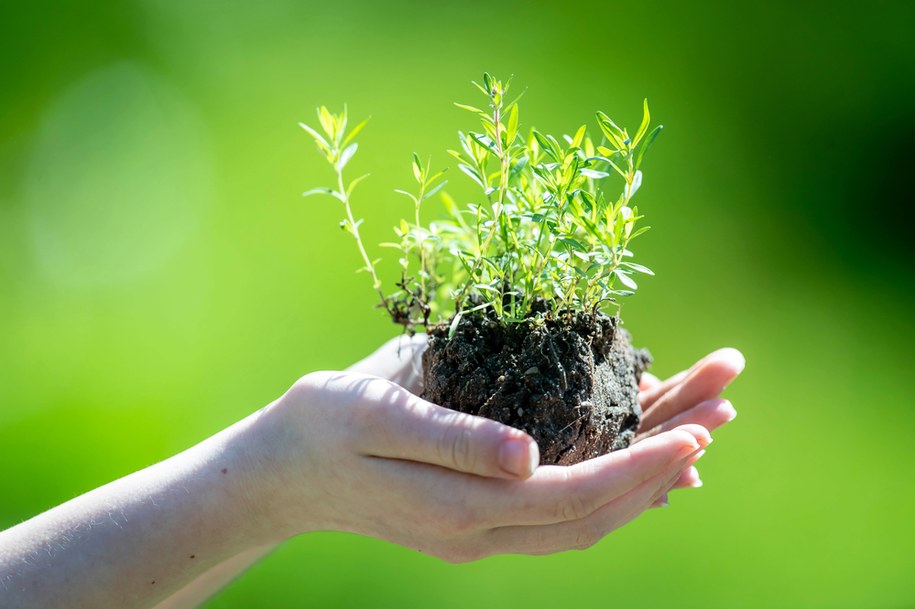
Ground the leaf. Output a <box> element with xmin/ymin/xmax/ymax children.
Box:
<box><xmin>581</xmin><ymin>168</ymin><xmax>610</xmax><ymax>180</ymax></box>
<box><xmin>624</xmin><ymin>170</ymin><xmax>643</xmax><ymax>199</ymax></box>
<box><xmin>342</xmin><ymin>118</ymin><xmax>369</xmax><ymax>147</ymax></box>
<box><xmin>458</xmin><ymin>164</ymin><xmax>486</xmax><ymax>189</ymax></box>
<box><xmin>629</xmin><ymin>226</ymin><xmax>651</xmax><ymax>239</ymax></box>
<box><xmin>423</xmin><ymin>180</ymin><xmax>447</xmax><ymax>201</ymax></box>
<box><xmin>571</xmin><ymin>124</ymin><xmax>587</xmax><ymax>148</ymax></box>
<box><xmin>614</xmin><ymin>269</ymin><xmax>638</xmax><ymax>290</ymax></box>
<box><xmin>346</xmin><ymin>173</ymin><xmax>370</xmax><ymax>197</ymax></box>
<box><xmin>338</xmin><ymin>143</ymin><xmax>358</xmax><ymax>170</ymax></box>
<box><xmin>622</xmin><ymin>262</ymin><xmax>655</xmax><ymax>275</ymax></box>
<box><xmin>469</xmin><ymin>132</ymin><xmax>497</xmax><ymax>154</ymax></box>
<box><xmin>299</xmin><ymin>122</ymin><xmax>331</xmax><ymax>152</ymax></box>
<box><xmin>532</xmin><ymin>130</ymin><xmax>561</xmax><ymax>161</ymax></box>
<box><xmin>559</xmin><ymin>237</ymin><xmax>586</xmax><ymax>250</ymax></box>
<box><xmin>634</xmin><ymin>125</ymin><xmax>663</xmax><ymax>170</ymax></box>
<box><xmin>454</xmin><ymin>102</ymin><xmax>486</xmax><ymax>115</ymax></box>
<box><xmin>318</xmin><ymin>106</ymin><xmax>335</xmax><ymax>138</ymax></box>
<box><xmin>394</xmin><ymin>189</ymin><xmax>419</xmax><ymax>204</ymax></box>
<box><xmin>302</xmin><ymin>187</ymin><xmax>344</xmax><ymax>202</ymax></box>
<box><xmin>596</xmin><ymin>145</ymin><xmax>619</xmax><ymax>157</ymax></box>
<box><xmin>448</xmin><ymin>312</ymin><xmax>463</xmax><ymax>339</ymax></box>
<box><xmin>633</xmin><ymin>98</ymin><xmax>651</xmax><ymax>147</ymax></box>
<box><xmin>506</xmin><ymin>103</ymin><xmax>519</xmax><ymax>145</ymax></box>
<box><xmin>595</xmin><ymin>111</ymin><xmax>625</xmax><ymax>149</ymax></box>
<box><xmin>412</xmin><ymin>153</ymin><xmax>423</xmax><ymax>183</ymax></box>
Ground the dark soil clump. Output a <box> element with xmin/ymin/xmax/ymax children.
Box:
<box><xmin>422</xmin><ymin>308</ymin><xmax>651</xmax><ymax>466</ymax></box>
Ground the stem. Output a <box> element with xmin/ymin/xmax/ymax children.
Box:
<box><xmin>455</xmin><ymin>101</ymin><xmax>509</xmax><ymax>313</ymax></box>
<box><xmin>415</xmin><ymin>181</ymin><xmax>427</xmax><ymax>301</ymax></box>
<box><xmin>337</xmin><ymin>168</ymin><xmax>387</xmax><ymax>309</ymax></box>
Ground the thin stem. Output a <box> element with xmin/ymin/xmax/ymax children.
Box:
<box><xmin>337</xmin><ymin>168</ymin><xmax>387</xmax><ymax>309</ymax></box>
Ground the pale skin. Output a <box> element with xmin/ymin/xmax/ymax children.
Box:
<box><xmin>0</xmin><ymin>336</ymin><xmax>744</xmax><ymax>609</ymax></box>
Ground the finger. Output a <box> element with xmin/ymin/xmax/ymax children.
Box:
<box><xmin>349</xmin><ymin>374</ymin><xmax>539</xmax><ymax>479</ymax></box>
<box><xmin>640</xmin><ymin>370</ymin><xmax>688</xmax><ymax>409</ymax></box>
<box><xmin>651</xmin><ymin>457</ymin><xmax>706</xmax><ymax>507</ymax></box>
<box><xmin>509</xmin><ymin>426</ymin><xmax>708</xmax><ymax>525</ymax></box>
<box><xmin>638</xmin><ymin>372</ymin><xmax>661</xmax><ymax>392</ymax></box>
<box><xmin>673</xmin><ymin>465</ymin><xmax>703</xmax><ymax>489</ymax></box>
<box><xmin>636</xmin><ymin>398</ymin><xmax>736</xmax><ymax>442</ymax></box>
<box><xmin>346</xmin><ymin>334</ymin><xmax>428</xmax><ymax>394</ymax></box>
<box><xmin>651</xmin><ymin>493</ymin><xmax>669</xmax><ymax>508</ymax></box>
<box><xmin>484</xmin><ymin>457</ymin><xmax>690</xmax><ymax>555</ymax></box>
<box><xmin>482</xmin><ymin>425</ymin><xmax>710</xmax><ymax>527</ymax></box>
<box><xmin>358</xmin><ymin>425</ymin><xmax>709</xmax><ymax>533</ymax></box>
<box><xmin>640</xmin><ymin>348</ymin><xmax>745</xmax><ymax>432</ymax></box>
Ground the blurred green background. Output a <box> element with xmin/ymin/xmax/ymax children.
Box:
<box><xmin>2</xmin><ymin>1</ymin><xmax>913</xmax><ymax>607</ymax></box>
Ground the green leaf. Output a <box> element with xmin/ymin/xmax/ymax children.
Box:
<box><xmin>318</xmin><ymin>106</ymin><xmax>335</xmax><ymax>138</ymax></box>
<box><xmin>532</xmin><ymin>130</ymin><xmax>561</xmax><ymax>161</ymax></box>
<box><xmin>448</xmin><ymin>312</ymin><xmax>464</xmax><ymax>339</ymax></box>
<box><xmin>622</xmin><ymin>262</ymin><xmax>654</xmax><ymax>275</ymax></box>
<box><xmin>458</xmin><ymin>164</ymin><xmax>486</xmax><ymax>189</ymax></box>
<box><xmin>454</xmin><ymin>103</ymin><xmax>486</xmax><ymax>115</ymax></box>
<box><xmin>346</xmin><ymin>173</ymin><xmax>370</xmax><ymax>197</ymax></box>
<box><xmin>595</xmin><ymin>111</ymin><xmax>625</xmax><ymax>149</ymax></box>
<box><xmin>506</xmin><ymin>103</ymin><xmax>519</xmax><ymax>145</ymax></box>
<box><xmin>614</xmin><ymin>269</ymin><xmax>638</xmax><ymax>290</ymax></box>
<box><xmin>571</xmin><ymin>124</ymin><xmax>587</xmax><ymax>148</ymax></box>
<box><xmin>469</xmin><ymin>132</ymin><xmax>497</xmax><ymax>154</ymax></box>
<box><xmin>338</xmin><ymin>143</ymin><xmax>358</xmax><ymax>170</ymax></box>
<box><xmin>633</xmin><ymin>98</ymin><xmax>651</xmax><ymax>148</ymax></box>
<box><xmin>581</xmin><ymin>168</ymin><xmax>610</xmax><ymax>180</ymax></box>
<box><xmin>629</xmin><ymin>226</ymin><xmax>651</xmax><ymax>239</ymax></box>
<box><xmin>423</xmin><ymin>180</ymin><xmax>448</xmax><ymax>201</ymax></box>
<box><xmin>634</xmin><ymin>125</ymin><xmax>663</xmax><ymax>170</ymax></box>
<box><xmin>299</xmin><ymin>122</ymin><xmax>331</xmax><ymax>152</ymax></box>
<box><xmin>394</xmin><ymin>189</ymin><xmax>419</xmax><ymax>204</ymax></box>
<box><xmin>412</xmin><ymin>153</ymin><xmax>423</xmax><ymax>183</ymax></box>
<box><xmin>342</xmin><ymin>118</ymin><xmax>369</xmax><ymax>146</ymax></box>
<box><xmin>302</xmin><ymin>187</ymin><xmax>336</xmax><ymax>198</ymax></box>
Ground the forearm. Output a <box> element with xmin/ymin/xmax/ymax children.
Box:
<box><xmin>0</xmin><ymin>412</ymin><xmax>276</xmax><ymax>609</ymax></box>
<box><xmin>150</xmin><ymin>544</ymin><xmax>275</xmax><ymax>609</ymax></box>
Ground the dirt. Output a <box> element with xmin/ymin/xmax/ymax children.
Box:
<box><xmin>422</xmin><ymin>308</ymin><xmax>651</xmax><ymax>466</ymax></box>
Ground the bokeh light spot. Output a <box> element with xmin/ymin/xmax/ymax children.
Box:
<box><xmin>24</xmin><ymin>61</ymin><xmax>213</xmax><ymax>286</ymax></box>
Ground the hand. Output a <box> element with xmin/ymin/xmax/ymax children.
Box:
<box><xmin>245</xmin><ymin>337</ymin><xmax>742</xmax><ymax>561</ymax></box>
<box><xmin>637</xmin><ymin>348</ymin><xmax>745</xmax><ymax>500</ymax></box>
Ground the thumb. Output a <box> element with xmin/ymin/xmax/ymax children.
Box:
<box><xmin>355</xmin><ymin>376</ymin><xmax>539</xmax><ymax>479</ymax></box>
<box><xmin>347</xmin><ymin>334</ymin><xmax>427</xmax><ymax>394</ymax></box>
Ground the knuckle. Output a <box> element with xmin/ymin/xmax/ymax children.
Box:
<box><xmin>572</xmin><ymin>525</ymin><xmax>602</xmax><ymax>551</ymax></box>
<box><xmin>554</xmin><ymin>485</ymin><xmax>594</xmax><ymax>522</ymax></box>
<box><xmin>438</xmin><ymin>419</ymin><xmax>477</xmax><ymax>472</ymax></box>
<box><xmin>442</xmin><ymin>504</ymin><xmax>481</xmax><ymax>535</ymax></box>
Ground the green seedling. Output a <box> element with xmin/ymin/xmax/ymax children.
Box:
<box><xmin>301</xmin><ymin>74</ymin><xmax>662</xmax><ymax>334</ymax></box>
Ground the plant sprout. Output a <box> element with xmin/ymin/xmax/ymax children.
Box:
<box><xmin>301</xmin><ymin>74</ymin><xmax>662</xmax><ymax>334</ymax></box>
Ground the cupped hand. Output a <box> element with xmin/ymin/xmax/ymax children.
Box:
<box><xmin>249</xmin><ymin>336</ymin><xmax>741</xmax><ymax>561</ymax></box>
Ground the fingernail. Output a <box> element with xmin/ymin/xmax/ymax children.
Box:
<box><xmin>659</xmin><ymin>493</ymin><xmax>669</xmax><ymax>507</ymax></box>
<box><xmin>499</xmin><ymin>438</ymin><xmax>539</xmax><ymax>478</ymax></box>
<box><xmin>687</xmin><ymin>466</ymin><xmax>703</xmax><ymax>488</ymax></box>
<box><xmin>722</xmin><ymin>400</ymin><xmax>737</xmax><ymax>422</ymax></box>
<box><xmin>722</xmin><ymin>348</ymin><xmax>746</xmax><ymax>374</ymax></box>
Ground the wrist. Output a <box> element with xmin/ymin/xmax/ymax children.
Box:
<box><xmin>227</xmin><ymin>376</ymin><xmax>328</xmax><ymax>541</ymax></box>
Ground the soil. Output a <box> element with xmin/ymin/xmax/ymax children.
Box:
<box><xmin>422</xmin><ymin>307</ymin><xmax>651</xmax><ymax>466</ymax></box>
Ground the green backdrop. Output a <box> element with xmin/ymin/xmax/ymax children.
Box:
<box><xmin>2</xmin><ymin>1</ymin><xmax>913</xmax><ymax>607</ymax></box>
